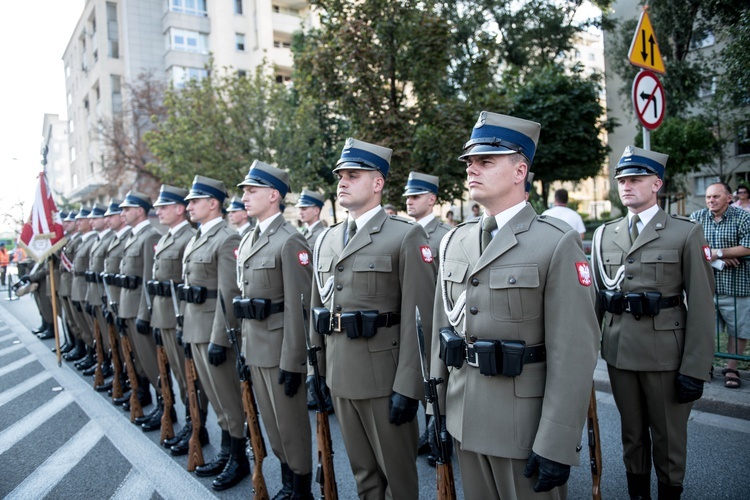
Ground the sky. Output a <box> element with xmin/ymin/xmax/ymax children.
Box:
<box><xmin>0</xmin><ymin>1</ymin><xmax>84</xmax><ymax>235</ymax></box>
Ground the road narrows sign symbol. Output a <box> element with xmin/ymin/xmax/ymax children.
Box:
<box><xmin>632</xmin><ymin>70</ymin><xmax>666</xmax><ymax>130</ymax></box>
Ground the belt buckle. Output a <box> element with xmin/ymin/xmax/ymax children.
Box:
<box><xmin>466</xmin><ymin>342</ymin><xmax>479</xmax><ymax>367</ymax></box>
<box><xmin>331</xmin><ymin>313</ymin><xmax>342</xmax><ymax>333</ymax></box>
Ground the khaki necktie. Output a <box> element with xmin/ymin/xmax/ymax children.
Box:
<box><xmin>481</xmin><ymin>216</ymin><xmax>497</xmax><ymax>254</ymax></box>
<box><xmin>345</xmin><ymin>219</ymin><xmax>357</xmax><ymax>246</ymax></box>
<box><xmin>629</xmin><ymin>214</ymin><xmax>640</xmax><ymax>244</ymax></box>
<box><xmin>250</xmin><ymin>226</ymin><xmax>259</xmax><ymax>246</ymax></box>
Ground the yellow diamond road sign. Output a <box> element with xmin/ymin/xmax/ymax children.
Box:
<box><xmin>628</xmin><ymin>11</ymin><xmax>666</xmax><ymax>75</ymax></box>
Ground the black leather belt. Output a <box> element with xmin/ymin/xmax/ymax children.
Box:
<box><xmin>331</xmin><ymin>312</ymin><xmax>400</xmax><ymax>333</ymax></box>
<box><xmin>466</xmin><ymin>341</ymin><xmax>546</xmax><ymax>368</ymax></box>
<box><xmin>74</xmin><ymin>271</ymin><xmax>86</xmax><ymax>277</ymax></box>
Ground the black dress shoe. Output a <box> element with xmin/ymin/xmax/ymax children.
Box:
<box><xmin>101</xmin><ymin>363</ymin><xmax>113</xmax><ymax>378</ymax></box>
<box><xmin>136</xmin><ymin>405</ymin><xmax>161</xmax><ymax>426</ymax></box>
<box><xmin>195</xmin><ymin>453</ymin><xmax>230</xmax><ymax>477</ymax></box>
<box><xmin>53</xmin><ymin>343</ymin><xmax>74</xmax><ymax>354</ymax></box>
<box><xmin>36</xmin><ymin>329</ymin><xmax>55</xmax><ymax>340</ymax></box>
<box><xmin>95</xmin><ymin>378</ymin><xmax>113</xmax><ymax>393</ymax></box>
<box><xmin>82</xmin><ymin>363</ymin><xmax>99</xmax><ymax>376</ymax></box>
<box><xmin>32</xmin><ymin>324</ymin><xmax>47</xmax><ymax>334</ymax></box>
<box><xmin>212</xmin><ymin>437</ymin><xmax>250</xmax><ymax>491</ymax></box>
<box><xmin>171</xmin><ymin>426</ymin><xmax>209</xmax><ymax>456</ymax></box>
<box><xmin>76</xmin><ymin>355</ymin><xmax>96</xmax><ymax>371</ymax></box>
<box><xmin>113</xmin><ymin>390</ymin><xmax>132</xmax><ymax>406</ymax></box>
<box><xmin>163</xmin><ymin>421</ymin><xmax>191</xmax><ymax>448</ymax></box>
<box><xmin>142</xmin><ymin>405</ymin><xmax>176</xmax><ymax>432</ymax></box>
<box><xmin>63</xmin><ymin>346</ymin><xmax>85</xmax><ymax>362</ymax></box>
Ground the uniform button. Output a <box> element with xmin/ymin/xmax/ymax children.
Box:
<box><xmin>447</xmin><ymin>271</ymin><xmax>452</xmax><ymax>277</ymax></box>
<box><xmin>605</xmin><ymin>257</ymin><xmax>610</xmax><ymax>262</ymax></box>
<box><xmin>469</xmin><ymin>335</ymin><xmax>477</xmax><ymax>342</ymax></box>
<box><xmin>337</xmin><ymin>266</ymin><xmax>344</xmax><ymax>272</ymax></box>
<box><xmin>657</xmin><ymin>255</ymin><xmax>663</xmax><ymax>260</ymax></box>
<box><xmin>335</xmin><ymin>305</ymin><xmax>342</xmax><ymax>312</ymax></box>
<box><xmin>471</xmin><ymin>278</ymin><xmax>479</xmax><ymax>286</ymax></box>
<box><xmin>469</xmin><ymin>307</ymin><xmax>478</xmax><ymax>315</ymax></box>
<box><xmin>244</xmin><ymin>264</ymin><xmax>249</xmax><ymax>269</ymax></box>
<box><xmin>392</xmin><ymin>340</ymin><xmax>398</xmax><ymax>346</ymax></box>
<box><xmin>508</xmin><ymin>277</ymin><xmax>517</xmax><ymax>284</ymax></box>
<box><xmin>369</xmin><ymin>263</ymin><xmax>375</xmax><ymax>269</ymax></box>
<box><xmin>627</xmin><ymin>275</ymin><xmax>633</xmax><ymax>280</ymax></box>
<box><xmin>628</xmin><ymin>259</ymin><xmax>634</xmax><ymax>264</ymax></box>
<box><xmin>675</xmin><ymin>322</ymin><xmax>680</xmax><ymax>326</ymax></box>
<box><xmin>244</xmin><ymin>280</ymin><xmax>248</xmax><ymax>285</ymax></box>
<box><xmin>336</xmin><ymin>285</ymin><xmax>342</xmax><ymax>291</ymax></box>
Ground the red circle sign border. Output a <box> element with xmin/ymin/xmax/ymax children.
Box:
<box><xmin>632</xmin><ymin>70</ymin><xmax>666</xmax><ymax>130</ymax></box>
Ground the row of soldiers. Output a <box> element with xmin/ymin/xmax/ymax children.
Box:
<box><xmin>25</xmin><ymin>109</ymin><xmax>713</xmax><ymax>499</ymax></box>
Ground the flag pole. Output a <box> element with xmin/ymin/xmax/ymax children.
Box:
<box><xmin>50</xmin><ymin>259</ymin><xmax>62</xmax><ymax>366</ymax></box>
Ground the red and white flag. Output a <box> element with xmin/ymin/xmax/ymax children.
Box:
<box><xmin>18</xmin><ymin>172</ymin><xmax>66</xmax><ymax>262</ymax></box>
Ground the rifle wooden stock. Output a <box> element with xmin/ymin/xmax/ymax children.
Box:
<box><xmin>119</xmin><ymin>333</ymin><xmax>143</xmax><ymax>422</ymax></box>
<box><xmin>316</xmin><ymin>410</ymin><xmax>337</xmax><ymax>500</ymax></box>
<box><xmin>436</xmin><ymin>459</ymin><xmax>456</xmax><ymax>500</ymax></box>
<box><xmin>156</xmin><ymin>343</ymin><xmax>174</xmax><ymax>443</ymax></box>
<box><xmin>92</xmin><ymin>314</ymin><xmax>105</xmax><ymax>389</ymax></box>
<box><xmin>240</xmin><ymin>376</ymin><xmax>269</xmax><ymax>499</ymax></box>
<box><xmin>106</xmin><ymin>323</ymin><xmax>124</xmax><ymax>399</ymax></box>
<box><xmin>587</xmin><ymin>384</ymin><xmax>603</xmax><ymax>500</ymax></box>
<box><xmin>184</xmin><ymin>352</ymin><xmax>205</xmax><ymax>471</ymax></box>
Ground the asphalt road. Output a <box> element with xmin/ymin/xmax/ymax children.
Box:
<box><xmin>1</xmin><ymin>292</ymin><xmax>749</xmax><ymax>499</ymax></box>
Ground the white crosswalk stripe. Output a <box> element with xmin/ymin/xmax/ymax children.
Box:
<box><xmin>111</xmin><ymin>468</ymin><xmax>155</xmax><ymax>500</ymax></box>
<box><xmin>0</xmin><ymin>342</ymin><xmax>26</xmax><ymax>357</ymax></box>
<box><xmin>5</xmin><ymin>420</ymin><xmax>104</xmax><ymax>500</ymax></box>
<box><xmin>0</xmin><ymin>371</ymin><xmax>52</xmax><ymax>407</ymax></box>
<box><xmin>0</xmin><ymin>353</ymin><xmax>35</xmax><ymax>377</ymax></box>
<box><xmin>0</xmin><ymin>391</ymin><xmax>73</xmax><ymax>455</ymax></box>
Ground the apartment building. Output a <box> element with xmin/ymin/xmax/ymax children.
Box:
<box><xmin>41</xmin><ymin>114</ymin><xmax>72</xmax><ymax>197</ymax></box>
<box><xmin>61</xmin><ymin>0</ymin><xmax>312</xmax><ymax>204</ymax></box>
<box><xmin>603</xmin><ymin>0</ymin><xmax>749</xmax><ymax>215</ymax></box>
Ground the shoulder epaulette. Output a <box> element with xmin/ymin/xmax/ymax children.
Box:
<box><xmin>457</xmin><ymin>218</ymin><xmax>480</xmax><ymax>227</ymax></box>
<box><xmin>670</xmin><ymin>214</ymin><xmax>697</xmax><ymax>224</ymax></box>
<box><xmin>388</xmin><ymin>215</ymin><xmax>414</xmax><ymax>224</ymax></box>
<box><xmin>603</xmin><ymin>216</ymin><xmax>625</xmax><ymax>226</ymax></box>
<box><xmin>536</xmin><ymin>214</ymin><xmax>575</xmax><ymax>233</ymax></box>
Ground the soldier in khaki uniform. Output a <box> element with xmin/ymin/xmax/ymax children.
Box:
<box><xmin>102</xmin><ymin>200</ymin><xmax>132</xmax><ymax>403</ymax></box>
<box><xmin>591</xmin><ymin>147</ymin><xmax>715</xmax><ymax>499</ymax></box>
<box><xmin>431</xmin><ymin>111</ymin><xmax>599</xmax><ymax>499</ymax></box>
<box><xmin>60</xmin><ymin>211</ymin><xmax>86</xmax><ymax>362</ymax></box>
<box><xmin>183</xmin><ymin>176</ymin><xmax>248</xmax><ymax>491</ymax></box>
<box><xmin>309</xmin><ymin>138</ymin><xmax>436</xmax><ymax>499</ymax></box>
<box><xmin>296</xmin><ymin>189</ymin><xmax>326</xmax><ymax>246</ymax></box>
<box><xmin>238</xmin><ymin>161</ymin><xmax>313</xmax><ymax>498</ymax></box>
<box><xmin>149</xmin><ymin>185</ymin><xmax>209</xmax><ymax>448</ymax></box>
<box><xmin>118</xmin><ymin>192</ymin><xmax>161</xmax><ymax>412</ymax></box>
<box><xmin>82</xmin><ymin>203</ymin><xmax>115</xmax><ymax>384</ymax></box>
<box><xmin>71</xmin><ymin>208</ymin><xmax>99</xmax><ymax>371</ymax></box>
<box><xmin>226</xmin><ymin>196</ymin><xmax>253</xmax><ymax>237</ymax></box>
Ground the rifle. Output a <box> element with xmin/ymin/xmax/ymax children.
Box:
<box><xmin>416</xmin><ymin>307</ymin><xmax>456</xmax><ymax>500</ymax></box>
<box><xmin>101</xmin><ymin>275</ymin><xmax>124</xmax><ymax>399</ymax></box>
<box><xmin>170</xmin><ymin>280</ymin><xmax>204</xmax><ymax>471</ymax></box>
<box><xmin>302</xmin><ymin>294</ymin><xmax>337</xmax><ymax>499</ymax></box>
<box><xmin>145</xmin><ymin>285</ymin><xmax>175</xmax><ymax>443</ymax></box>
<box><xmin>117</xmin><ymin>316</ymin><xmax>143</xmax><ymax>422</ymax></box>
<box><xmin>91</xmin><ymin>274</ymin><xmax>108</xmax><ymax>389</ymax></box>
<box><xmin>587</xmin><ymin>384</ymin><xmax>603</xmax><ymax>500</ymax></box>
<box><xmin>219</xmin><ymin>292</ymin><xmax>268</xmax><ymax>499</ymax></box>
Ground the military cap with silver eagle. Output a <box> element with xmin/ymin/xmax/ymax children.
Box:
<box><xmin>86</xmin><ymin>202</ymin><xmax>107</xmax><ymax>218</ymax></box>
<box><xmin>402</xmin><ymin>171</ymin><xmax>439</xmax><ymax>197</ymax></box>
<box><xmin>333</xmin><ymin>138</ymin><xmax>393</xmax><ymax>178</ymax></box>
<box><xmin>154</xmin><ymin>185</ymin><xmax>190</xmax><ymax>207</ymax></box>
<box><xmin>104</xmin><ymin>199</ymin><xmax>123</xmax><ymax>216</ymax></box>
<box><xmin>75</xmin><ymin>207</ymin><xmax>92</xmax><ymax>219</ymax></box>
<box><xmin>227</xmin><ymin>196</ymin><xmax>246</xmax><ymax>212</ymax></box>
<box><xmin>59</xmin><ymin>211</ymin><xmax>69</xmax><ymax>220</ymax></box>
<box><xmin>295</xmin><ymin>189</ymin><xmax>325</xmax><ymax>208</ymax></box>
<box><xmin>119</xmin><ymin>191</ymin><xmax>153</xmax><ymax>211</ymax></box>
<box><xmin>615</xmin><ymin>145</ymin><xmax>668</xmax><ymax>180</ymax></box>
<box><xmin>237</xmin><ymin>160</ymin><xmax>291</xmax><ymax>198</ymax></box>
<box><xmin>458</xmin><ymin>111</ymin><xmax>541</xmax><ymax>165</ymax></box>
<box><xmin>64</xmin><ymin>211</ymin><xmax>78</xmax><ymax>222</ymax></box>
<box><xmin>185</xmin><ymin>175</ymin><xmax>228</xmax><ymax>203</ymax></box>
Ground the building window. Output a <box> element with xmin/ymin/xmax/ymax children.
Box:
<box><xmin>69</xmin><ymin>119</ymin><xmax>74</xmax><ymax>133</ymax></box>
<box><xmin>169</xmin><ymin>0</ymin><xmax>208</xmax><ymax>17</ymax></box>
<box><xmin>234</xmin><ymin>0</ymin><xmax>243</xmax><ymax>14</ymax></box>
<box><xmin>111</xmin><ymin>75</ymin><xmax>122</xmax><ymax>115</ymax></box>
<box><xmin>171</xmin><ymin>66</ymin><xmax>209</xmax><ymax>88</ymax></box>
<box><xmin>273</xmin><ymin>40</ymin><xmax>291</xmax><ymax>48</ymax></box>
<box><xmin>65</xmin><ymin>63</ymin><xmax>70</xmax><ymax>77</ymax></box>
<box><xmin>738</xmin><ymin>123</ymin><xmax>750</xmax><ymax>156</ymax></box>
<box><xmin>698</xmin><ymin>76</ymin><xmax>716</xmax><ymax>98</ymax></box>
<box><xmin>236</xmin><ymin>33</ymin><xmax>245</xmax><ymax>51</ymax></box>
<box><xmin>67</xmin><ymin>92</ymin><xmax>72</xmax><ymax>106</ymax></box>
<box><xmin>237</xmin><ymin>69</ymin><xmax>247</xmax><ymax>78</ymax></box>
<box><xmin>72</xmin><ymin>173</ymin><xmax>78</xmax><ymax>189</ymax></box>
<box><xmin>695</xmin><ymin>175</ymin><xmax>720</xmax><ymax>195</ymax></box>
<box><xmin>71</xmin><ymin>147</ymin><xmax>77</xmax><ymax>162</ymax></box>
<box><xmin>107</xmin><ymin>2</ymin><xmax>119</xmax><ymax>58</ymax></box>
<box><xmin>690</xmin><ymin>30</ymin><xmax>715</xmax><ymax>50</ymax></box>
<box><xmin>272</xmin><ymin>4</ymin><xmax>301</xmax><ymax>16</ymax></box>
<box><xmin>166</xmin><ymin>28</ymin><xmax>208</xmax><ymax>54</ymax></box>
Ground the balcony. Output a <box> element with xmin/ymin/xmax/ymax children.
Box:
<box><xmin>162</xmin><ymin>11</ymin><xmax>211</xmax><ymax>35</ymax></box>
<box><xmin>271</xmin><ymin>46</ymin><xmax>293</xmax><ymax>69</ymax></box>
<box><xmin>272</xmin><ymin>11</ymin><xmax>305</xmax><ymax>35</ymax></box>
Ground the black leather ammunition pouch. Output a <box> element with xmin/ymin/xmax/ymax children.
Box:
<box><xmin>312</xmin><ymin>307</ymin><xmax>331</xmax><ymax>335</ymax></box>
<box><xmin>84</xmin><ymin>271</ymin><xmax>96</xmax><ymax>283</ymax></box>
<box><xmin>102</xmin><ymin>273</ymin><xmax>116</xmax><ymax>286</ymax></box>
<box><xmin>176</xmin><ymin>284</ymin><xmax>186</xmax><ymax>301</ymax></box>
<box><xmin>115</xmin><ymin>274</ymin><xmax>141</xmax><ymax>290</ymax></box>
<box><xmin>467</xmin><ymin>339</ymin><xmax>545</xmax><ymax>378</ymax></box>
<box><xmin>232</xmin><ymin>296</ymin><xmax>284</xmax><ymax>320</ymax></box>
<box><xmin>439</xmin><ymin>326</ymin><xmax>465</xmax><ymax>369</ymax></box>
<box><xmin>183</xmin><ymin>285</ymin><xmax>215</xmax><ymax>304</ymax></box>
<box><xmin>146</xmin><ymin>280</ymin><xmax>173</xmax><ymax>297</ymax></box>
<box><xmin>599</xmin><ymin>290</ymin><xmax>625</xmax><ymax>314</ymax></box>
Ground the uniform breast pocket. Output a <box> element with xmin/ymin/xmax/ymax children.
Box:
<box><xmin>443</xmin><ymin>260</ymin><xmax>469</xmax><ymax>299</ymax></box>
<box><xmin>193</xmin><ymin>253</ymin><xmax>215</xmax><ymax>282</ymax></box>
<box><xmin>316</xmin><ymin>255</ymin><xmax>333</xmax><ymax>281</ymax></box>
<box><xmin>250</xmin><ymin>256</ymin><xmax>276</xmax><ymax>288</ymax></box>
<box><xmin>641</xmin><ymin>249</ymin><xmax>679</xmax><ymax>285</ymax></box>
<box><xmin>121</xmin><ymin>247</ymin><xmax>141</xmax><ymax>274</ymax></box>
<box><xmin>602</xmin><ymin>252</ymin><xmax>623</xmax><ymax>278</ymax></box>
<box><xmin>489</xmin><ymin>265</ymin><xmax>541</xmax><ymax>322</ymax></box>
<box><xmin>160</xmin><ymin>256</ymin><xmax>182</xmax><ymax>278</ymax></box>
<box><xmin>351</xmin><ymin>254</ymin><xmax>392</xmax><ymax>298</ymax></box>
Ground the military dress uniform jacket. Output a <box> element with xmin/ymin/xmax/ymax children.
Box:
<box><xmin>239</xmin><ymin>216</ymin><xmax>312</xmax><ymax>372</ymax></box>
<box><xmin>119</xmin><ymin>225</ymin><xmax>161</xmax><ymax>321</ymax></box>
<box><xmin>85</xmin><ymin>230</ymin><xmax>115</xmax><ymax>305</ymax></box>
<box><xmin>310</xmin><ymin>209</ymin><xmax>436</xmax><ymax>401</ymax></box>
<box><xmin>431</xmin><ymin>204</ymin><xmax>599</xmax><ymax>466</ymax></box>
<box><xmin>151</xmin><ymin>224</ymin><xmax>195</xmax><ymax>329</ymax></box>
<box><xmin>58</xmin><ymin>233</ymin><xmax>80</xmax><ymax>297</ymax></box>
<box><xmin>72</xmin><ymin>233</ymin><xmax>97</xmax><ymax>302</ymax></box>
<box><xmin>423</xmin><ymin>217</ymin><xmax>452</xmax><ymax>269</ymax></box>
<box><xmin>304</xmin><ymin>223</ymin><xmax>325</xmax><ymax>247</ymax></box>
<box><xmin>103</xmin><ymin>229</ymin><xmax>131</xmax><ymax>311</ymax></box>
<box><xmin>592</xmin><ymin>210</ymin><xmax>715</xmax><ymax>381</ymax></box>
<box><xmin>181</xmin><ymin>221</ymin><xmax>241</xmax><ymax>346</ymax></box>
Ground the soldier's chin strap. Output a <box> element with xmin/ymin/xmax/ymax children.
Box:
<box><xmin>313</xmin><ymin>227</ymin><xmax>335</xmax><ymax>304</ymax></box>
<box><xmin>439</xmin><ymin>227</ymin><xmax>466</xmax><ymax>329</ymax></box>
<box><xmin>591</xmin><ymin>224</ymin><xmax>625</xmax><ymax>292</ymax></box>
